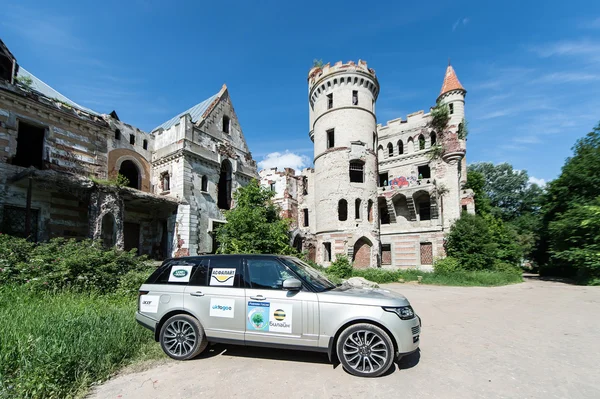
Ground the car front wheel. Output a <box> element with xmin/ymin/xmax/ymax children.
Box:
<box><xmin>336</xmin><ymin>323</ymin><xmax>395</xmax><ymax>377</ymax></box>
<box><xmin>159</xmin><ymin>314</ymin><xmax>208</xmax><ymax>360</ymax></box>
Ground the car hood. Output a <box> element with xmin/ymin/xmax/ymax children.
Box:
<box><xmin>317</xmin><ymin>285</ymin><xmax>411</xmax><ymax>307</ymax></box>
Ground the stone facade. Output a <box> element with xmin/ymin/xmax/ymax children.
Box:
<box><xmin>265</xmin><ymin>60</ymin><xmax>474</xmax><ymax>269</ymax></box>
<box><xmin>0</xmin><ymin>40</ymin><xmax>257</xmax><ymax>258</ymax></box>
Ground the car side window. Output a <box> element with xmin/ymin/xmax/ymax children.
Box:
<box><xmin>147</xmin><ymin>259</ymin><xmax>199</xmax><ymax>285</ymax></box>
<box><xmin>207</xmin><ymin>257</ymin><xmax>246</xmax><ymax>288</ymax></box>
<box><xmin>246</xmin><ymin>258</ymin><xmax>294</xmax><ymax>290</ymax></box>
<box><xmin>188</xmin><ymin>260</ymin><xmax>209</xmax><ymax>286</ymax></box>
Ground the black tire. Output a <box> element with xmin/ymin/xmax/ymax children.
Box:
<box><xmin>336</xmin><ymin>323</ymin><xmax>395</xmax><ymax>377</ymax></box>
<box><xmin>159</xmin><ymin>314</ymin><xmax>208</xmax><ymax>360</ymax></box>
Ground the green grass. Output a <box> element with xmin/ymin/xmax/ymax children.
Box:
<box><xmin>0</xmin><ymin>286</ymin><xmax>163</xmax><ymax>399</ymax></box>
<box><xmin>351</xmin><ymin>269</ymin><xmax>523</xmax><ymax>286</ymax></box>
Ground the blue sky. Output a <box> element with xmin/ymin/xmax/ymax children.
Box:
<box><xmin>2</xmin><ymin>0</ymin><xmax>600</xmax><ymax>184</ymax></box>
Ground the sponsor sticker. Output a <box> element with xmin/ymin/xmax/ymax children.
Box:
<box><xmin>140</xmin><ymin>295</ymin><xmax>160</xmax><ymax>313</ymax></box>
<box><xmin>209</xmin><ymin>298</ymin><xmax>235</xmax><ymax>318</ymax></box>
<box><xmin>246</xmin><ymin>302</ymin><xmax>293</xmax><ymax>333</ymax></box>
<box><xmin>168</xmin><ymin>265</ymin><xmax>193</xmax><ymax>283</ymax></box>
<box><xmin>210</xmin><ymin>268</ymin><xmax>236</xmax><ymax>286</ymax></box>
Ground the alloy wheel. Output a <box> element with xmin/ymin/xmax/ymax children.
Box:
<box><xmin>163</xmin><ymin>319</ymin><xmax>197</xmax><ymax>357</ymax></box>
<box><xmin>342</xmin><ymin>330</ymin><xmax>389</xmax><ymax>374</ymax></box>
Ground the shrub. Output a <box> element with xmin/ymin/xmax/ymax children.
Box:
<box><xmin>351</xmin><ymin>269</ymin><xmax>405</xmax><ymax>284</ymax></box>
<box><xmin>445</xmin><ymin>213</ymin><xmax>498</xmax><ymax>270</ymax></box>
<box><xmin>433</xmin><ymin>256</ymin><xmax>460</xmax><ymax>274</ymax></box>
<box><xmin>327</xmin><ymin>255</ymin><xmax>353</xmax><ymax>278</ymax></box>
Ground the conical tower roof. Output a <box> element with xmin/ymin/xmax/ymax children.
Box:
<box><xmin>439</xmin><ymin>64</ymin><xmax>465</xmax><ymax>97</ymax></box>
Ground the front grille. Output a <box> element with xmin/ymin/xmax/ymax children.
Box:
<box><xmin>411</xmin><ymin>326</ymin><xmax>420</xmax><ymax>335</ymax></box>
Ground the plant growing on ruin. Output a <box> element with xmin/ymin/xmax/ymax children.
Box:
<box><xmin>428</xmin><ymin>144</ymin><xmax>444</xmax><ymax>161</ymax></box>
<box><xmin>16</xmin><ymin>75</ymin><xmax>33</xmax><ymax>88</ymax></box>
<box><xmin>458</xmin><ymin>118</ymin><xmax>469</xmax><ymax>140</ymax></box>
<box><xmin>429</xmin><ymin>102</ymin><xmax>450</xmax><ymax>136</ymax></box>
<box><xmin>90</xmin><ymin>173</ymin><xmax>130</xmax><ymax>188</ymax></box>
<box><xmin>312</xmin><ymin>59</ymin><xmax>324</xmax><ymax>68</ymax></box>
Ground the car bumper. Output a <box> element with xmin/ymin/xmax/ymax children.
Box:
<box><xmin>381</xmin><ymin>312</ymin><xmax>421</xmax><ymax>357</ymax></box>
<box><xmin>135</xmin><ymin>311</ymin><xmax>157</xmax><ymax>333</ymax></box>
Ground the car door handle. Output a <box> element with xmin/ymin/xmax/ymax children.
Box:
<box><xmin>250</xmin><ymin>295</ymin><xmax>266</xmax><ymax>300</ymax></box>
<box><xmin>190</xmin><ymin>291</ymin><xmax>204</xmax><ymax>297</ymax></box>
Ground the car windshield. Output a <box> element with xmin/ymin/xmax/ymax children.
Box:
<box><xmin>279</xmin><ymin>257</ymin><xmax>337</xmax><ymax>292</ymax></box>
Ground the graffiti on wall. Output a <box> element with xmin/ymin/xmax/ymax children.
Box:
<box><xmin>389</xmin><ymin>175</ymin><xmax>419</xmax><ymax>188</ymax></box>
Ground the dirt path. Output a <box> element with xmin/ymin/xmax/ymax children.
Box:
<box><xmin>91</xmin><ymin>278</ymin><xmax>600</xmax><ymax>399</ymax></box>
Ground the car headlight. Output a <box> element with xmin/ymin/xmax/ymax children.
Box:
<box><xmin>382</xmin><ymin>306</ymin><xmax>415</xmax><ymax>320</ymax></box>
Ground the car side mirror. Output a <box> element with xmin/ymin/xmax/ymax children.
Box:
<box><xmin>282</xmin><ymin>277</ymin><xmax>302</xmax><ymax>291</ymax></box>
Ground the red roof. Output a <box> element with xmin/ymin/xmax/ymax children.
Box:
<box><xmin>439</xmin><ymin>65</ymin><xmax>465</xmax><ymax>96</ymax></box>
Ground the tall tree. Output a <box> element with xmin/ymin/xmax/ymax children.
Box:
<box><xmin>216</xmin><ymin>179</ymin><xmax>295</xmax><ymax>255</ymax></box>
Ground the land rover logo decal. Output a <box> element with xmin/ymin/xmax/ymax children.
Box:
<box><xmin>273</xmin><ymin>309</ymin><xmax>286</xmax><ymax>321</ymax></box>
<box><xmin>173</xmin><ymin>269</ymin><xmax>188</xmax><ymax>278</ymax></box>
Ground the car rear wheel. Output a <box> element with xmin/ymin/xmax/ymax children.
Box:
<box><xmin>159</xmin><ymin>314</ymin><xmax>208</xmax><ymax>360</ymax></box>
<box><xmin>336</xmin><ymin>323</ymin><xmax>394</xmax><ymax>377</ymax></box>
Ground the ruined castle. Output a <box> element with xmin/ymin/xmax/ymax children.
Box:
<box><xmin>260</xmin><ymin>60</ymin><xmax>474</xmax><ymax>269</ymax></box>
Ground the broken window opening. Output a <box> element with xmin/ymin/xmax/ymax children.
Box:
<box><xmin>449</xmin><ymin>103</ymin><xmax>454</xmax><ymax>115</ymax></box>
<box><xmin>387</xmin><ymin>142</ymin><xmax>393</xmax><ymax>157</ymax></box>
<box><xmin>372</xmin><ymin>132</ymin><xmax>377</xmax><ymax>150</ymax></box>
<box><xmin>327</xmin><ymin>93</ymin><xmax>333</xmax><ymax>110</ymax></box>
<box><xmin>367</xmin><ymin>199</ymin><xmax>373</xmax><ymax>222</ymax></box>
<box><xmin>327</xmin><ymin>129</ymin><xmax>335</xmax><ymax>149</ymax></box>
<box><xmin>119</xmin><ymin>160</ymin><xmax>140</xmax><ymax>189</ymax></box>
<box><xmin>380</xmin><ymin>206</ymin><xmax>390</xmax><ymax>225</ymax></box>
<box><xmin>379</xmin><ymin>172</ymin><xmax>388</xmax><ymax>187</ymax></box>
<box><xmin>418</xmin><ymin>134</ymin><xmax>426</xmax><ymax>150</ymax></box>
<box><xmin>143</xmin><ymin>139</ymin><xmax>148</xmax><ymax>150</ymax></box>
<box><xmin>129</xmin><ymin>134</ymin><xmax>135</xmax><ymax>145</ymax></box>
<box><xmin>417</xmin><ymin>165</ymin><xmax>431</xmax><ymax>180</ymax></box>
<box><xmin>14</xmin><ymin>121</ymin><xmax>45</xmax><ymax>169</ymax></box>
<box><xmin>270</xmin><ymin>182</ymin><xmax>276</xmax><ymax>192</ymax></box>
<box><xmin>223</xmin><ymin>115</ymin><xmax>230</xmax><ymax>134</ymax></box>
<box><xmin>161</xmin><ymin>172</ymin><xmax>170</xmax><ymax>192</ymax></box>
<box><xmin>302</xmin><ymin>177</ymin><xmax>308</xmax><ymax>195</ymax></box>
<box><xmin>462</xmin><ymin>205</ymin><xmax>468</xmax><ymax>212</ymax></box>
<box><xmin>419</xmin><ymin>201</ymin><xmax>432</xmax><ymax>221</ymax></box>
<box><xmin>398</xmin><ymin>140</ymin><xmax>404</xmax><ymax>155</ymax></box>
<box><xmin>323</xmin><ymin>242</ymin><xmax>332</xmax><ymax>262</ymax></box>
<box><xmin>201</xmin><ymin>175</ymin><xmax>208</xmax><ymax>192</ymax></box>
<box><xmin>349</xmin><ymin>161</ymin><xmax>364</xmax><ymax>183</ymax></box>
<box><xmin>355</xmin><ymin>198</ymin><xmax>362</xmax><ymax>220</ymax></box>
<box><xmin>115</xmin><ymin>129</ymin><xmax>121</xmax><ymax>140</ymax></box>
<box><xmin>338</xmin><ymin>199</ymin><xmax>348</xmax><ymax>221</ymax></box>
<box><xmin>352</xmin><ymin>90</ymin><xmax>358</xmax><ymax>105</ymax></box>
<box><xmin>430</xmin><ymin>132</ymin><xmax>437</xmax><ymax>146</ymax></box>
<box><xmin>381</xmin><ymin>244</ymin><xmax>392</xmax><ymax>265</ymax></box>
<box><xmin>303</xmin><ymin>208</ymin><xmax>309</xmax><ymax>227</ymax></box>
<box><xmin>218</xmin><ymin>159</ymin><xmax>233</xmax><ymax>210</ymax></box>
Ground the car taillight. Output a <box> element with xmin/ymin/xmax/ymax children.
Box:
<box><xmin>138</xmin><ymin>290</ymin><xmax>149</xmax><ymax>312</ymax></box>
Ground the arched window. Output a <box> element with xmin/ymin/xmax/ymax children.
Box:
<box><xmin>218</xmin><ymin>159</ymin><xmax>232</xmax><ymax>209</ymax></box>
<box><xmin>349</xmin><ymin>161</ymin><xmax>364</xmax><ymax>183</ymax></box>
<box><xmin>418</xmin><ymin>134</ymin><xmax>426</xmax><ymax>150</ymax></box>
<box><xmin>387</xmin><ymin>143</ymin><xmax>393</xmax><ymax>157</ymax></box>
<box><xmin>222</xmin><ymin>116</ymin><xmax>230</xmax><ymax>134</ymax></box>
<box><xmin>407</xmin><ymin>137</ymin><xmax>414</xmax><ymax>153</ymax></box>
<box><xmin>119</xmin><ymin>160</ymin><xmax>140</xmax><ymax>189</ymax></box>
<box><xmin>338</xmin><ymin>199</ymin><xmax>348</xmax><ymax>221</ymax></box>
<box><xmin>377</xmin><ymin>145</ymin><xmax>384</xmax><ymax>160</ymax></box>
<box><xmin>367</xmin><ymin>199</ymin><xmax>373</xmax><ymax>222</ymax></box>
<box><xmin>355</xmin><ymin>199</ymin><xmax>362</xmax><ymax>220</ymax></box>
<box><xmin>201</xmin><ymin>175</ymin><xmax>208</xmax><ymax>192</ymax></box>
<box><xmin>398</xmin><ymin>140</ymin><xmax>404</xmax><ymax>155</ymax></box>
<box><xmin>161</xmin><ymin>172</ymin><xmax>170</xmax><ymax>191</ymax></box>
<box><xmin>430</xmin><ymin>132</ymin><xmax>437</xmax><ymax>146</ymax></box>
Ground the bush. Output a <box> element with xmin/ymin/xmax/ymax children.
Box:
<box><xmin>351</xmin><ymin>269</ymin><xmax>405</xmax><ymax>284</ymax></box>
<box><xmin>433</xmin><ymin>256</ymin><xmax>460</xmax><ymax>274</ymax></box>
<box><xmin>327</xmin><ymin>255</ymin><xmax>353</xmax><ymax>278</ymax></box>
<box><xmin>0</xmin><ymin>235</ymin><xmax>153</xmax><ymax>293</ymax></box>
<box><xmin>445</xmin><ymin>213</ymin><xmax>498</xmax><ymax>270</ymax></box>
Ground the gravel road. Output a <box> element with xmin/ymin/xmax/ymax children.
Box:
<box><xmin>91</xmin><ymin>277</ymin><xmax>600</xmax><ymax>399</ymax></box>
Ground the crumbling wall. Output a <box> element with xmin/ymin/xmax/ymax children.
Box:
<box><xmin>90</xmin><ymin>188</ymin><xmax>124</xmax><ymax>249</ymax></box>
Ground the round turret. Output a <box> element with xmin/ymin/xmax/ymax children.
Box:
<box><xmin>307</xmin><ymin>60</ymin><xmax>381</xmax><ymax>267</ymax></box>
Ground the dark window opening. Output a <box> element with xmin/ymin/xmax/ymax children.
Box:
<box><xmin>101</xmin><ymin>213</ymin><xmax>116</xmax><ymax>248</ymax></box>
<box><xmin>368</xmin><ymin>200</ymin><xmax>373</xmax><ymax>222</ymax></box>
<box><xmin>129</xmin><ymin>134</ymin><xmax>135</xmax><ymax>145</ymax></box>
<box><xmin>338</xmin><ymin>199</ymin><xmax>348</xmax><ymax>221</ymax></box>
<box><xmin>14</xmin><ymin>121</ymin><xmax>45</xmax><ymax>169</ymax></box>
<box><xmin>355</xmin><ymin>199</ymin><xmax>362</xmax><ymax>220</ymax></box>
<box><xmin>323</xmin><ymin>242</ymin><xmax>332</xmax><ymax>262</ymax></box>
<box><xmin>419</xmin><ymin>201</ymin><xmax>431</xmax><ymax>221</ymax></box>
<box><xmin>115</xmin><ymin>129</ymin><xmax>121</xmax><ymax>140</ymax></box>
<box><xmin>418</xmin><ymin>134</ymin><xmax>425</xmax><ymax>150</ymax></box>
<box><xmin>270</xmin><ymin>182</ymin><xmax>276</xmax><ymax>192</ymax></box>
<box><xmin>2</xmin><ymin>205</ymin><xmax>39</xmax><ymax>241</ymax></box>
<box><xmin>143</xmin><ymin>139</ymin><xmax>148</xmax><ymax>150</ymax></box>
<box><xmin>373</xmin><ymin>132</ymin><xmax>376</xmax><ymax>150</ymax></box>
<box><xmin>462</xmin><ymin>205</ymin><xmax>468</xmax><ymax>212</ymax></box>
<box><xmin>349</xmin><ymin>161</ymin><xmax>364</xmax><ymax>183</ymax></box>
<box><xmin>398</xmin><ymin>140</ymin><xmax>404</xmax><ymax>155</ymax></box>
<box><xmin>302</xmin><ymin>177</ymin><xmax>308</xmax><ymax>195</ymax></box>
<box><xmin>449</xmin><ymin>103</ymin><xmax>454</xmax><ymax>114</ymax></box>
<box><xmin>430</xmin><ymin>132</ymin><xmax>437</xmax><ymax>146</ymax></box>
<box><xmin>201</xmin><ymin>175</ymin><xmax>208</xmax><ymax>192</ymax></box>
<box><xmin>222</xmin><ymin>116</ymin><xmax>230</xmax><ymax>133</ymax></box>
<box><xmin>381</xmin><ymin>244</ymin><xmax>392</xmax><ymax>265</ymax></box>
<box><xmin>352</xmin><ymin>90</ymin><xmax>358</xmax><ymax>105</ymax></box>
<box><xmin>327</xmin><ymin>94</ymin><xmax>333</xmax><ymax>109</ymax></box>
<box><xmin>0</xmin><ymin>56</ymin><xmax>13</xmax><ymax>82</ymax></box>
<box><xmin>161</xmin><ymin>172</ymin><xmax>170</xmax><ymax>192</ymax></box>
<box><xmin>387</xmin><ymin>143</ymin><xmax>393</xmax><ymax>157</ymax></box>
<box><xmin>327</xmin><ymin>129</ymin><xmax>335</xmax><ymax>149</ymax></box>
<box><xmin>379</xmin><ymin>172</ymin><xmax>388</xmax><ymax>187</ymax></box>
<box><xmin>218</xmin><ymin>159</ymin><xmax>233</xmax><ymax>210</ymax></box>
<box><xmin>380</xmin><ymin>206</ymin><xmax>390</xmax><ymax>225</ymax></box>
<box><xmin>417</xmin><ymin>165</ymin><xmax>431</xmax><ymax>179</ymax></box>
<box><xmin>210</xmin><ymin>222</ymin><xmax>226</xmax><ymax>254</ymax></box>
<box><xmin>303</xmin><ymin>208</ymin><xmax>309</xmax><ymax>227</ymax></box>
<box><xmin>119</xmin><ymin>160</ymin><xmax>140</xmax><ymax>189</ymax></box>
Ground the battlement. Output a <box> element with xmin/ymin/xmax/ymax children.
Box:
<box><xmin>308</xmin><ymin>60</ymin><xmax>376</xmax><ymax>88</ymax></box>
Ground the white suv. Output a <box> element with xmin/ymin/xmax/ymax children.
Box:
<box><xmin>136</xmin><ymin>254</ymin><xmax>421</xmax><ymax>377</ymax></box>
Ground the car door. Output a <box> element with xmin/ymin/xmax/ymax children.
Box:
<box><xmin>244</xmin><ymin>256</ymin><xmax>319</xmax><ymax>347</ymax></box>
<box><xmin>183</xmin><ymin>256</ymin><xmax>246</xmax><ymax>342</ymax></box>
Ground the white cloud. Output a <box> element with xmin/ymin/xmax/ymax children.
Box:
<box><xmin>452</xmin><ymin>17</ymin><xmax>469</xmax><ymax>32</ymax></box>
<box><xmin>531</xmin><ymin>40</ymin><xmax>600</xmax><ymax>62</ymax></box>
<box><xmin>528</xmin><ymin>176</ymin><xmax>546</xmax><ymax>187</ymax></box>
<box><xmin>258</xmin><ymin>151</ymin><xmax>310</xmax><ymax>172</ymax></box>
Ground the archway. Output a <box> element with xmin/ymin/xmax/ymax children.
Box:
<box><xmin>119</xmin><ymin>160</ymin><xmax>140</xmax><ymax>189</ymax></box>
<box><xmin>293</xmin><ymin>235</ymin><xmax>303</xmax><ymax>253</ymax></box>
<box><xmin>218</xmin><ymin>159</ymin><xmax>233</xmax><ymax>210</ymax></box>
<box><xmin>101</xmin><ymin>213</ymin><xmax>116</xmax><ymax>248</ymax></box>
<box><xmin>353</xmin><ymin>237</ymin><xmax>373</xmax><ymax>269</ymax></box>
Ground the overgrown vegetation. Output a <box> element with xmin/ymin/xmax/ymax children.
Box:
<box><xmin>216</xmin><ymin>179</ymin><xmax>295</xmax><ymax>255</ymax></box>
<box><xmin>16</xmin><ymin>75</ymin><xmax>33</xmax><ymax>88</ymax></box>
<box><xmin>312</xmin><ymin>59</ymin><xmax>324</xmax><ymax>68</ymax></box>
<box><xmin>89</xmin><ymin>173</ymin><xmax>130</xmax><ymax>188</ymax></box>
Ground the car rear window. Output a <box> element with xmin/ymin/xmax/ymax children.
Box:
<box><xmin>145</xmin><ymin>258</ymin><xmax>208</xmax><ymax>285</ymax></box>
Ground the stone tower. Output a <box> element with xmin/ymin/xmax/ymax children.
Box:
<box><xmin>307</xmin><ymin>60</ymin><xmax>381</xmax><ymax>267</ymax></box>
